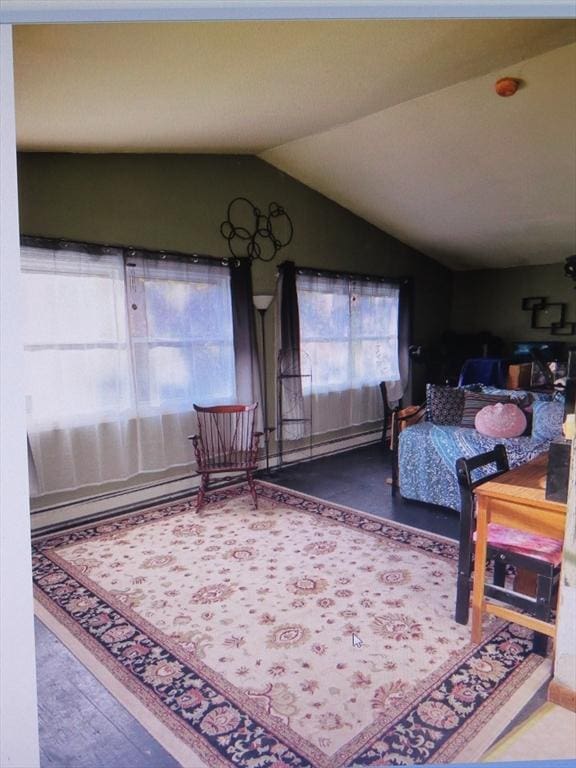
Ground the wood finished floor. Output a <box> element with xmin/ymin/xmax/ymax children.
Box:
<box><xmin>34</xmin><ymin>444</ymin><xmax>540</xmax><ymax>768</ymax></box>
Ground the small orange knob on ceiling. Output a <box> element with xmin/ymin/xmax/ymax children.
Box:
<box><xmin>495</xmin><ymin>77</ymin><xmax>520</xmax><ymax>97</ymax></box>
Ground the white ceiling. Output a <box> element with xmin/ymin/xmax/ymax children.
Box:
<box><xmin>13</xmin><ymin>19</ymin><xmax>576</xmax><ymax>270</ymax></box>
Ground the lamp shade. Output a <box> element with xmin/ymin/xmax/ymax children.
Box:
<box><xmin>253</xmin><ymin>294</ymin><xmax>274</xmax><ymax>311</ymax></box>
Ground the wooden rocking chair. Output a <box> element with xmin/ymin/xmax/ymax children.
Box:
<box><xmin>189</xmin><ymin>403</ymin><xmax>262</xmax><ymax>513</ymax></box>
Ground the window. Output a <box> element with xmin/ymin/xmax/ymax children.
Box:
<box><xmin>127</xmin><ymin>257</ymin><xmax>236</xmax><ymax>414</ymax></box>
<box><xmin>22</xmin><ymin>247</ymin><xmax>236</xmax><ymax>429</ymax></box>
<box><xmin>21</xmin><ymin>243</ymin><xmax>238</xmax><ymax>494</ymax></box>
<box><xmin>22</xmin><ymin>246</ymin><xmax>131</xmax><ymax>429</ymax></box>
<box><xmin>297</xmin><ymin>271</ymin><xmax>400</xmax><ymax>395</ymax></box>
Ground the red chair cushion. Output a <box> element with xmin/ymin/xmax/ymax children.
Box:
<box><xmin>474</xmin><ymin>523</ymin><xmax>563</xmax><ymax>566</ymax></box>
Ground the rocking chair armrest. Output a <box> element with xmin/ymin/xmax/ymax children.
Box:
<box><xmin>188</xmin><ymin>434</ymin><xmax>203</xmax><ymax>453</ymax></box>
<box><xmin>395</xmin><ymin>403</ymin><xmax>426</xmax><ymax>424</ymax></box>
<box><xmin>251</xmin><ymin>432</ymin><xmax>263</xmax><ymax>458</ymax></box>
<box><xmin>390</xmin><ymin>403</ymin><xmax>426</xmax><ymax>448</ymax></box>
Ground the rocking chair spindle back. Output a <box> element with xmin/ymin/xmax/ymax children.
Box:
<box><xmin>189</xmin><ymin>403</ymin><xmax>262</xmax><ymax>512</ymax></box>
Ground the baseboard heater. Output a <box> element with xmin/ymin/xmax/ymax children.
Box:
<box><xmin>31</xmin><ymin>428</ymin><xmax>382</xmax><ymax>534</ymax></box>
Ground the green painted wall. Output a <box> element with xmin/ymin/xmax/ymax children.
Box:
<box><xmin>17</xmin><ymin>152</ymin><xmax>451</xmax><ymax>343</ymax></box>
<box><xmin>17</xmin><ymin>152</ymin><xmax>453</xmax><ymax>406</ymax></box>
<box><xmin>19</xmin><ymin>152</ymin><xmax>573</xmax><ymax>405</ymax></box>
<box><xmin>451</xmin><ymin>262</ymin><xmax>575</xmax><ymax>346</ymax></box>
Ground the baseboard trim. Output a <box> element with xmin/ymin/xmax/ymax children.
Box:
<box><xmin>31</xmin><ymin>474</ymin><xmax>201</xmax><ymax>534</ymax></box>
<box><xmin>31</xmin><ymin>429</ymin><xmax>383</xmax><ymax>532</ymax></box>
<box><xmin>547</xmin><ymin>678</ymin><xmax>576</xmax><ymax>712</ymax></box>
<box><xmin>274</xmin><ymin>429</ymin><xmax>381</xmax><ymax>466</ymax></box>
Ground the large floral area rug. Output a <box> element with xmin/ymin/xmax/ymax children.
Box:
<box><xmin>33</xmin><ymin>481</ymin><xmax>550</xmax><ymax>767</ymax></box>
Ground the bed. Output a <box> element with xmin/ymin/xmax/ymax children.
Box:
<box><xmin>397</xmin><ymin>385</ymin><xmax>564</xmax><ymax>511</ymax></box>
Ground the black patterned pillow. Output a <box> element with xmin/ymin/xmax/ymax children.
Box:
<box><xmin>425</xmin><ymin>384</ymin><xmax>465</xmax><ymax>425</ymax></box>
<box><xmin>461</xmin><ymin>391</ymin><xmax>511</xmax><ymax>428</ymax></box>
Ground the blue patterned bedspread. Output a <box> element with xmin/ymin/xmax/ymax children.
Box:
<box><xmin>398</xmin><ymin>423</ymin><xmax>550</xmax><ymax>511</ymax></box>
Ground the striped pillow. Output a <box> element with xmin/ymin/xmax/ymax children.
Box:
<box><xmin>461</xmin><ymin>391</ymin><xmax>511</xmax><ymax>428</ymax></box>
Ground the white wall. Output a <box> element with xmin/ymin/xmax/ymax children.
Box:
<box><xmin>0</xmin><ymin>25</ymin><xmax>40</xmax><ymax>768</ymax></box>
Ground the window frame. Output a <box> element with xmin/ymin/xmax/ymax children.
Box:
<box><xmin>21</xmin><ymin>239</ymin><xmax>238</xmax><ymax>430</ymax></box>
<box><xmin>296</xmin><ymin>269</ymin><xmax>401</xmax><ymax>395</ymax></box>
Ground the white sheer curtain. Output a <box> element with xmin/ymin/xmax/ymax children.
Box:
<box><xmin>126</xmin><ymin>255</ymin><xmax>235</xmax><ymax>413</ymax></box>
<box><xmin>297</xmin><ymin>271</ymin><xmax>400</xmax><ymax>435</ymax></box>
<box><xmin>22</xmin><ymin>244</ymin><xmax>236</xmax><ymax>496</ymax></box>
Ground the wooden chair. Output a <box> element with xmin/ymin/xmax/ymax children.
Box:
<box><xmin>378</xmin><ymin>381</ymin><xmax>390</xmax><ymax>445</ymax></box>
<box><xmin>455</xmin><ymin>446</ymin><xmax>563</xmax><ymax>656</ymax></box>
<box><xmin>455</xmin><ymin>446</ymin><xmax>509</xmax><ymax>624</ymax></box>
<box><xmin>189</xmin><ymin>403</ymin><xmax>262</xmax><ymax>513</ymax></box>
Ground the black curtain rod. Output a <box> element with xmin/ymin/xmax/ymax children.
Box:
<box><xmin>21</xmin><ymin>235</ymin><xmax>248</xmax><ymax>268</ymax></box>
<box><xmin>279</xmin><ymin>260</ymin><xmax>410</xmax><ymax>286</ymax></box>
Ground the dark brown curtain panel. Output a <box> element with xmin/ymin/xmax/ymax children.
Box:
<box><xmin>230</xmin><ymin>258</ymin><xmax>262</xmax><ymax>426</ymax></box>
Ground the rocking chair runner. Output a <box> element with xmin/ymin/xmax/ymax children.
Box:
<box><xmin>189</xmin><ymin>403</ymin><xmax>262</xmax><ymax>513</ymax></box>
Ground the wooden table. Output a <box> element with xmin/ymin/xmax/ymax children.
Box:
<box><xmin>471</xmin><ymin>452</ymin><xmax>567</xmax><ymax>643</ymax></box>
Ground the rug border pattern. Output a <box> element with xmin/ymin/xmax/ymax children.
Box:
<box><xmin>33</xmin><ymin>481</ymin><xmax>547</xmax><ymax>767</ymax></box>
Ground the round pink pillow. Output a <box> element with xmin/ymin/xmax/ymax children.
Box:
<box><xmin>474</xmin><ymin>402</ymin><xmax>527</xmax><ymax>438</ymax></box>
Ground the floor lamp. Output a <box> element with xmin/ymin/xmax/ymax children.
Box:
<box><xmin>253</xmin><ymin>294</ymin><xmax>275</xmax><ymax>474</ymax></box>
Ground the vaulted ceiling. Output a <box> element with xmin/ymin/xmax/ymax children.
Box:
<box><xmin>13</xmin><ymin>19</ymin><xmax>576</xmax><ymax>270</ymax></box>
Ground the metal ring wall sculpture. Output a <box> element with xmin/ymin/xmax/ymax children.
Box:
<box><xmin>220</xmin><ymin>197</ymin><xmax>293</xmax><ymax>262</ymax></box>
